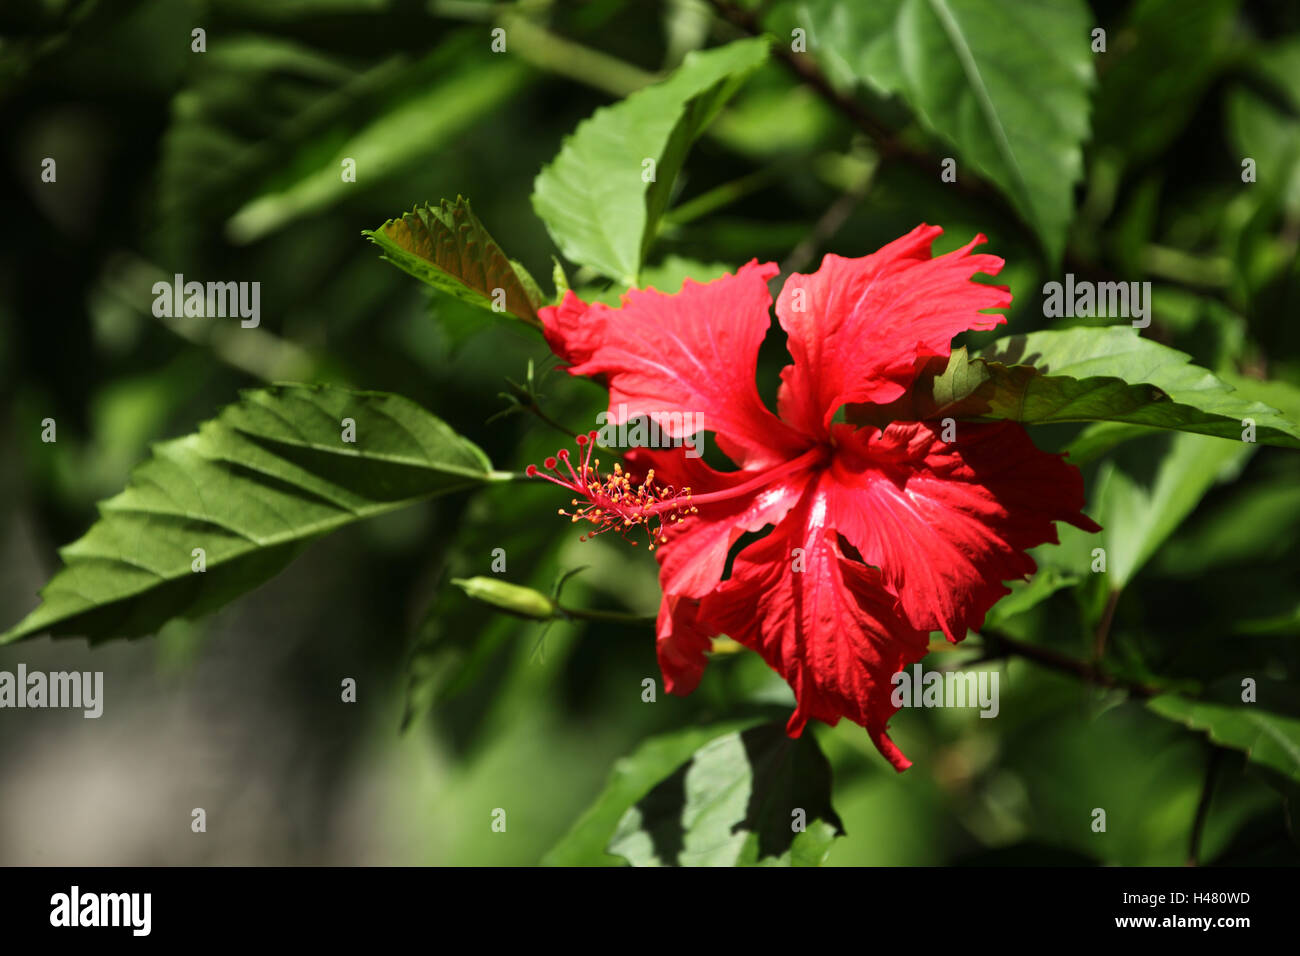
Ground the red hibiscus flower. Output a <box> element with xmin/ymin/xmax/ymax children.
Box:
<box><xmin>529</xmin><ymin>224</ymin><xmax>1099</xmax><ymax>770</ymax></box>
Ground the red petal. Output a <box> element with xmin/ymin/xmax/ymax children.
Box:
<box><xmin>774</xmin><ymin>226</ymin><xmax>1012</xmax><ymax>438</ymax></box>
<box><xmin>625</xmin><ymin>445</ymin><xmax>815</xmax><ymax>599</ymax></box>
<box><xmin>552</xmin><ymin>262</ymin><xmax>809</xmax><ymax>468</ymax></box>
<box><xmin>656</xmin><ymin>594</ymin><xmax>712</xmax><ymax>697</ymax></box>
<box><xmin>538</xmin><ymin>290</ymin><xmax>599</xmax><ymax>368</ymax></box>
<box><xmin>827</xmin><ymin>421</ymin><xmax>1100</xmax><ymax>641</ymax></box>
<box><xmin>636</xmin><ymin>445</ymin><xmax>817</xmax><ymax>700</ymax></box>
<box><xmin>698</xmin><ymin>473</ymin><xmax>930</xmax><ymax>770</ymax></box>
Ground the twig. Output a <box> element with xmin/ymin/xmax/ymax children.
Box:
<box><xmin>780</xmin><ymin>163</ymin><xmax>876</xmax><ymax>277</ymax></box>
<box><xmin>980</xmin><ymin>628</ymin><xmax>1159</xmax><ymax>698</ymax></box>
<box><xmin>558</xmin><ymin>605</ymin><xmax>656</xmax><ymax>625</ymax></box>
<box><xmin>1093</xmin><ymin>589</ymin><xmax>1120</xmax><ymax>662</ymax></box>
<box><xmin>500</xmin><ymin>11</ymin><xmax>656</xmax><ymax>98</ymax></box>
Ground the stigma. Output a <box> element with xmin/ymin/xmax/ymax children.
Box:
<box><xmin>526</xmin><ymin>432</ymin><xmax>698</xmax><ymax>549</ymax></box>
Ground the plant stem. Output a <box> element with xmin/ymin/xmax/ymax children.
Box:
<box><xmin>500</xmin><ymin>11</ymin><xmax>656</xmax><ymax>98</ymax></box>
<box><xmin>1093</xmin><ymin>588</ymin><xmax>1121</xmax><ymax>662</ymax></box>
<box><xmin>1141</xmin><ymin>244</ymin><xmax>1232</xmax><ymax>289</ymax></box>
<box><xmin>662</xmin><ymin>160</ymin><xmax>799</xmax><ymax>228</ymax></box>
<box><xmin>523</xmin><ymin>399</ymin><xmax>582</xmax><ymax>441</ymax></box>
<box><xmin>557</xmin><ymin>603</ymin><xmax>656</xmax><ymax>625</ymax></box>
<box><xmin>780</xmin><ymin>160</ymin><xmax>877</xmax><ymax>276</ymax></box>
<box><xmin>979</xmin><ymin>628</ymin><xmax>1159</xmax><ymax>697</ymax></box>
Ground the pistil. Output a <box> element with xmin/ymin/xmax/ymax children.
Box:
<box><xmin>526</xmin><ymin>434</ymin><xmax>827</xmax><ymax>549</ymax></box>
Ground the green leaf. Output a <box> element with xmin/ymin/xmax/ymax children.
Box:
<box><xmin>1149</xmin><ymin>695</ymin><xmax>1300</xmax><ymax>785</ymax></box>
<box><xmin>637</xmin><ymin>256</ymin><xmax>734</xmax><ymax>293</ymax></box>
<box><xmin>543</xmin><ymin>718</ymin><xmax>765</xmax><ymax>866</ymax></box>
<box><xmin>532</xmin><ymin>37</ymin><xmax>769</xmax><ymax>285</ymax></box>
<box><xmin>856</xmin><ymin>327</ymin><xmax>1300</xmax><ymax>448</ymax></box>
<box><xmin>3</xmin><ymin>385</ymin><xmax>495</xmax><ymax>645</ymax></box>
<box><xmin>806</xmin><ymin>0</ymin><xmax>1094</xmax><ymax>263</ymax></box>
<box><xmin>1062</xmin><ymin>422</ymin><xmax>1161</xmax><ymax>465</ymax></box>
<box><xmin>1157</xmin><ymin>475</ymin><xmax>1300</xmax><ymax>575</ymax></box>
<box><xmin>580</xmin><ymin>255</ymin><xmax>734</xmax><ymax>306</ymax></box>
<box><xmin>221</xmin><ymin>36</ymin><xmax>528</xmax><ymax>243</ymax></box>
<box><xmin>983</xmin><ymin>567</ymin><xmax>1079</xmax><ymax>630</ymax></box>
<box><xmin>365</xmin><ymin>197</ymin><xmax>544</xmax><ymax>325</ymax></box>
<box><xmin>159</xmin><ymin>32</ymin><xmax>525</xmax><ymax>247</ymax></box>
<box><xmin>607</xmin><ymin>723</ymin><xmax>844</xmax><ymax>867</ymax></box>
<box><xmin>1094</xmin><ymin>431</ymin><xmax>1253</xmax><ymax>589</ymax></box>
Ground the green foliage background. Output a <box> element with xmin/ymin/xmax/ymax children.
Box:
<box><xmin>0</xmin><ymin>0</ymin><xmax>1298</xmax><ymax>865</ymax></box>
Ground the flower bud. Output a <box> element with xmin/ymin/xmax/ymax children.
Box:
<box><xmin>451</xmin><ymin>577</ymin><xmax>556</xmax><ymax>620</ymax></box>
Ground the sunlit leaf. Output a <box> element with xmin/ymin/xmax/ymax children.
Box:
<box><xmin>3</xmin><ymin>385</ymin><xmax>495</xmax><ymax>645</ymax></box>
<box><xmin>365</xmin><ymin>197</ymin><xmax>544</xmax><ymax>325</ymax></box>
<box><xmin>856</xmin><ymin>327</ymin><xmax>1300</xmax><ymax>448</ymax></box>
<box><xmin>1150</xmin><ymin>695</ymin><xmax>1300</xmax><ymax>785</ymax></box>
<box><xmin>532</xmin><ymin>37</ymin><xmax>769</xmax><ymax>284</ymax></box>
<box><xmin>607</xmin><ymin>723</ymin><xmax>844</xmax><ymax>867</ymax></box>
<box><xmin>807</xmin><ymin>0</ymin><xmax>1094</xmax><ymax>263</ymax></box>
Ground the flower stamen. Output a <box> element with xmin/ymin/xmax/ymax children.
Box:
<box><xmin>525</xmin><ymin>432</ymin><xmax>698</xmax><ymax>550</ymax></box>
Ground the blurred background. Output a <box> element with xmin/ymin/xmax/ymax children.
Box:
<box><xmin>1</xmin><ymin>0</ymin><xmax>1298</xmax><ymax>865</ymax></box>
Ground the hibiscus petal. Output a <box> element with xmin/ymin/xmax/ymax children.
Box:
<box><xmin>626</xmin><ymin>444</ymin><xmax>816</xmax><ymax>698</ymax></box>
<box><xmin>827</xmin><ymin>421</ymin><xmax>1101</xmax><ymax>641</ymax></box>
<box><xmin>547</xmin><ymin>261</ymin><xmax>809</xmax><ymax>468</ymax></box>
<box><xmin>623</xmin><ymin>445</ymin><xmax>814</xmax><ymax>599</ymax></box>
<box><xmin>698</xmin><ymin>474</ymin><xmax>930</xmax><ymax>770</ymax></box>
<box><xmin>774</xmin><ymin>225</ymin><xmax>1012</xmax><ymax>437</ymax></box>
<box><xmin>538</xmin><ymin>290</ymin><xmax>601</xmax><ymax>367</ymax></box>
<box><xmin>655</xmin><ymin>594</ymin><xmax>712</xmax><ymax>697</ymax></box>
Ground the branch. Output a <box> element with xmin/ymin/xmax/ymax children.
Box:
<box><xmin>558</xmin><ymin>604</ymin><xmax>656</xmax><ymax>625</ymax></box>
<box><xmin>780</xmin><ymin>160</ymin><xmax>877</xmax><ymax>277</ymax></box>
<box><xmin>979</xmin><ymin>628</ymin><xmax>1159</xmax><ymax>698</ymax></box>
<box><xmin>1093</xmin><ymin>588</ymin><xmax>1121</xmax><ymax>662</ymax></box>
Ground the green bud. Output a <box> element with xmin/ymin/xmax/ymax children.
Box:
<box><xmin>452</xmin><ymin>577</ymin><xmax>556</xmax><ymax>620</ymax></box>
<box><xmin>551</xmin><ymin>257</ymin><xmax>570</xmax><ymax>301</ymax></box>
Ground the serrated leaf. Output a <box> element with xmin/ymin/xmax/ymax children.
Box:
<box><xmin>365</xmin><ymin>197</ymin><xmax>544</xmax><ymax>325</ymax></box>
<box><xmin>1149</xmin><ymin>695</ymin><xmax>1300</xmax><ymax>785</ymax></box>
<box><xmin>607</xmin><ymin>723</ymin><xmax>844</xmax><ymax>867</ymax></box>
<box><xmin>3</xmin><ymin>385</ymin><xmax>495</xmax><ymax>645</ymax></box>
<box><xmin>855</xmin><ymin>327</ymin><xmax>1300</xmax><ymax>448</ymax></box>
<box><xmin>806</xmin><ymin>0</ymin><xmax>1094</xmax><ymax>263</ymax></box>
<box><xmin>532</xmin><ymin>37</ymin><xmax>769</xmax><ymax>285</ymax></box>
